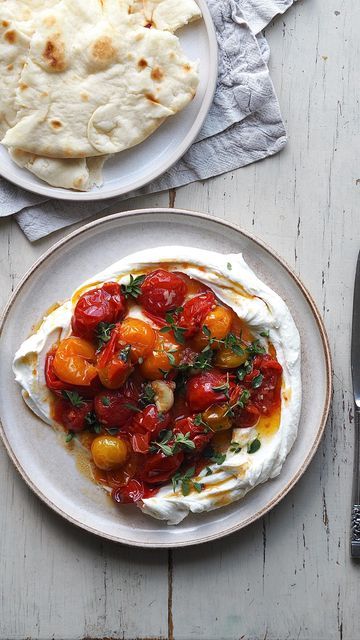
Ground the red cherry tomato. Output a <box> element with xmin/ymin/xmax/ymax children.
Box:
<box><xmin>94</xmin><ymin>391</ymin><xmax>135</xmax><ymax>428</ymax></box>
<box><xmin>178</xmin><ymin>291</ymin><xmax>216</xmax><ymax>338</ymax></box>
<box><xmin>131</xmin><ymin>432</ymin><xmax>151</xmax><ymax>454</ymax></box>
<box><xmin>139</xmin><ymin>269</ymin><xmax>187</xmax><ymax>316</ymax></box>
<box><xmin>186</xmin><ymin>370</ymin><xmax>234</xmax><ymax>412</ymax></box>
<box><xmin>245</xmin><ymin>354</ymin><xmax>283</xmax><ymax>415</ymax></box>
<box><xmin>60</xmin><ymin>399</ymin><xmax>93</xmax><ymax>433</ymax></box>
<box><xmin>233</xmin><ymin>403</ymin><xmax>260</xmax><ymax>428</ymax></box>
<box><xmin>132</xmin><ymin>404</ymin><xmax>171</xmax><ymax>435</ymax></box>
<box><xmin>72</xmin><ymin>282</ymin><xmax>126</xmax><ymax>339</ymax></box>
<box><xmin>173</xmin><ymin>416</ymin><xmax>213</xmax><ymax>453</ymax></box>
<box><xmin>112</xmin><ymin>479</ymin><xmax>158</xmax><ymax>503</ymax></box>
<box><xmin>141</xmin><ymin>451</ymin><xmax>184</xmax><ymax>484</ymax></box>
<box><xmin>112</xmin><ymin>479</ymin><xmax>145</xmax><ymax>503</ymax></box>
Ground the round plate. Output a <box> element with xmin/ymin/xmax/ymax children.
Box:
<box><xmin>0</xmin><ymin>209</ymin><xmax>332</xmax><ymax>547</ymax></box>
<box><xmin>0</xmin><ymin>1</ymin><xmax>217</xmax><ymax>201</ymax></box>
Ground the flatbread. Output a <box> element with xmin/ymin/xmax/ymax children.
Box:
<box><xmin>9</xmin><ymin>148</ymin><xmax>107</xmax><ymax>190</ymax></box>
<box><xmin>0</xmin><ymin>0</ymin><xmax>201</xmax><ymax>189</ymax></box>
<box><xmin>2</xmin><ymin>0</ymin><xmax>199</xmax><ymax>158</ymax></box>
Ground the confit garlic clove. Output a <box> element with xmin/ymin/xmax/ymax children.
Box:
<box><xmin>151</xmin><ymin>380</ymin><xmax>175</xmax><ymax>413</ymax></box>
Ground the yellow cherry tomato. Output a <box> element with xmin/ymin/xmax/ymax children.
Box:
<box><xmin>139</xmin><ymin>334</ymin><xmax>182</xmax><ymax>380</ymax></box>
<box><xmin>118</xmin><ymin>317</ymin><xmax>156</xmax><ymax>361</ymax></box>
<box><xmin>202</xmin><ymin>403</ymin><xmax>233</xmax><ymax>431</ymax></box>
<box><xmin>191</xmin><ymin>305</ymin><xmax>233</xmax><ymax>351</ymax></box>
<box><xmin>214</xmin><ymin>345</ymin><xmax>248</xmax><ymax>369</ymax></box>
<box><xmin>53</xmin><ymin>336</ymin><xmax>97</xmax><ymax>385</ymax></box>
<box><xmin>91</xmin><ymin>435</ymin><xmax>129</xmax><ymax>471</ymax></box>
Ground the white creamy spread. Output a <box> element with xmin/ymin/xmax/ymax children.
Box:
<box><xmin>13</xmin><ymin>247</ymin><xmax>301</xmax><ymax>525</ymax></box>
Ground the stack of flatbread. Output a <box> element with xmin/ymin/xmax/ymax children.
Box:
<box><xmin>0</xmin><ymin>0</ymin><xmax>201</xmax><ymax>190</ymax></box>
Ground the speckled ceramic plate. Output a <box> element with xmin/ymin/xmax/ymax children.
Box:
<box><xmin>0</xmin><ymin>209</ymin><xmax>332</xmax><ymax>547</ymax></box>
<box><xmin>0</xmin><ymin>1</ymin><xmax>217</xmax><ymax>201</ymax></box>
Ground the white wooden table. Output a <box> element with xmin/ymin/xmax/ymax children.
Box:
<box><xmin>1</xmin><ymin>1</ymin><xmax>359</xmax><ymax>638</ymax></box>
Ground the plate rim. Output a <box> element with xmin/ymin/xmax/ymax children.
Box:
<box><xmin>0</xmin><ymin>1</ymin><xmax>218</xmax><ymax>202</ymax></box>
<box><xmin>0</xmin><ymin>208</ymin><xmax>332</xmax><ymax>548</ymax></box>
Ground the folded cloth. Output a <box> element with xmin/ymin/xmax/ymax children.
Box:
<box><xmin>0</xmin><ymin>0</ymin><xmax>298</xmax><ymax>241</ymax></box>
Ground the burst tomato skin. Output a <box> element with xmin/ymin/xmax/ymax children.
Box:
<box><xmin>186</xmin><ymin>370</ymin><xmax>233</xmax><ymax>412</ymax></box>
<box><xmin>141</xmin><ymin>451</ymin><xmax>184</xmax><ymax>484</ymax></box>
<box><xmin>130</xmin><ymin>405</ymin><xmax>171</xmax><ymax>453</ymax></box>
<box><xmin>173</xmin><ymin>416</ymin><xmax>213</xmax><ymax>453</ymax></box>
<box><xmin>178</xmin><ymin>291</ymin><xmax>216</xmax><ymax>338</ymax></box>
<box><xmin>60</xmin><ymin>399</ymin><xmax>93</xmax><ymax>432</ymax></box>
<box><xmin>72</xmin><ymin>282</ymin><xmax>126</xmax><ymax>339</ymax></box>
<box><xmin>139</xmin><ymin>269</ymin><xmax>187</xmax><ymax>316</ymax></box>
<box><xmin>132</xmin><ymin>404</ymin><xmax>171</xmax><ymax>434</ymax></box>
<box><xmin>112</xmin><ymin>479</ymin><xmax>158</xmax><ymax>503</ymax></box>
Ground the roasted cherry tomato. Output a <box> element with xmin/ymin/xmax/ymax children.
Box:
<box><xmin>132</xmin><ymin>404</ymin><xmax>171</xmax><ymax>435</ymax></box>
<box><xmin>233</xmin><ymin>403</ymin><xmax>260</xmax><ymax>428</ymax></box>
<box><xmin>94</xmin><ymin>388</ymin><xmax>138</xmax><ymax>428</ymax></box>
<box><xmin>60</xmin><ymin>399</ymin><xmax>93</xmax><ymax>433</ymax></box>
<box><xmin>72</xmin><ymin>282</ymin><xmax>125</xmax><ymax>339</ymax></box>
<box><xmin>202</xmin><ymin>403</ymin><xmax>232</xmax><ymax>432</ymax></box>
<box><xmin>141</xmin><ymin>450</ymin><xmax>184</xmax><ymax>484</ymax></box>
<box><xmin>53</xmin><ymin>337</ymin><xmax>97</xmax><ymax>386</ymax></box>
<box><xmin>91</xmin><ymin>435</ymin><xmax>129</xmax><ymax>470</ymax></box>
<box><xmin>249</xmin><ymin>355</ymin><xmax>282</xmax><ymax>415</ymax></box>
<box><xmin>173</xmin><ymin>416</ymin><xmax>213</xmax><ymax>452</ymax></box>
<box><xmin>118</xmin><ymin>318</ymin><xmax>156</xmax><ymax>361</ymax></box>
<box><xmin>191</xmin><ymin>305</ymin><xmax>233</xmax><ymax>351</ymax></box>
<box><xmin>215</xmin><ymin>344</ymin><xmax>248</xmax><ymax>369</ymax></box>
<box><xmin>177</xmin><ymin>291</ymin><xmax>216</xmax><ymax>338</ymax></box>
<box><xmin>186</xmin><ymin>370</ymin><xmax>234</xmax><ymax>412</ymax></box>
<box><xmin>111</xmin><ymin>479</ymin><xmax>158</xmax><ymax>503</ymax></box>
<box><xmin>140</xmin><ymin>333</ymin><xmax>182</xmax><ymax>380</ymax></box>
<box><xmin>97</xmin><ymin>358</ymin><xmax>132</xmax><ymax>389</ymax></box>
<box><xmin>139</xmin><ymin>269</ymin><xmax>187</xmax><ymax>316</ymax></box>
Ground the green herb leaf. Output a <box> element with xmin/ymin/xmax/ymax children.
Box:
<box><xmin>227</xmin><ymin>262</ymin><xmax>232</xmax><ymax>271</ymax></box>
<box><xmin>247</xmin><ymin>438</ymin><xmax>261</xmax><ymax>454</ymax></box>
<box><xmin>85</xmin><ymin>411</ymin><xmax>102</xmax><ymax>433</ymax></box>
<box><xmin>61</xmin><ymin>390</ymin><xmax>86</xmax><ymax>408</ymax></box>
<box><xmin>205</xmin><ymin>466</ymin><xmax>213</xmax><ymax>476</ymax></box>
<box><xmin>96</xmin><ymin>321</ymin><xmax>115</xmax><ymax>350</ymax></box>
<box><xmin>224</xmin><ymin>333</ymin><xmax>245</xmax><ymax>356</ymax></box>
<box><xmin>247</xmin><ymin>340</ymin><xmax>266</xmax><ymax>356</ymax></box>
<box><xmin>181</xmin><ymin>479</ymin><xmax>191</xmax><ymax>496</ymax></box>
<box><xmin>101</xmin><ymin>396</ymin><xmax>110</xmax><ymax>407</ymax></box>
<box><xmin>118</xmin><ymin>344</ymin><xmax>131</xmax><ymax>362</ymax></box>
<box><xmin>211</xmin><ymin>452</ymin><xmax>226</xmax><ymax>465</ymax></box>
<box><xmin>121</xmin><ymin>274</ymin><xmax>145</xmax><ymax>299</ymax></box>
<box><xmin>212</xmin><ymin>374</ymin><xmax>230</xmax><ymax>399</ymax></box>
<box><xmin>202</xmin><ymin>325</ymin><xmax>211</xmax><ymax>338</ymax></box>
<box><xmin>193</xmin><ymin>482</ymin><xmax>203</xmax><ymax>493</ymax></box>
<box><xmin>166</xmin><ymin>352</ymin><xmax>176</xmax><ymax>366</ymax></box>
<box><xmin>173</xmin><ymin>431</ymin><xmax>196</xmax><ymax>452</ymax></box>
<box><xmin>124</xmin><ymin>403</ymin><xmax>141</xmax><ymax>413</ymax></box>
<box><xmin>260</xmin><ymin>330</ymin><xmax>269</xmax><ymax>338</ymax></box>
<box><xmin>140</xmin><ymin>384</ymin><xmax>156</xmax><ymax>407</ymax></box>
<box><xmin>65</xmin><ymin>431</ymin><xmax>75</xmax><ymax>442</ymax></box>
<box><xmin>149</xmin><ymin>430</ymin><xmax>174</xmax><ymax>456</ymax></box>
<box><xmin>252</xmin><ymin>373</ymin><xmax>264</xmax><ymax>389</ymax></box>
<box><xmin>237</xmin><ymin>360</ymin><xmax>253</xmax><ymax>381</ymax></box>
<box><xmin>230</xmin><ymin>441</ymin><xmax>242</xmax><ymax>454</ymax></box>
<box><xmin>106</xmin><ymin>428</ymin><xmax>119</xmax><ymax>435</ymax></box>
<box><xmin>159</xmin><ymin>326</ymin><xmax>172</xmax><ymax>334</ymax></box>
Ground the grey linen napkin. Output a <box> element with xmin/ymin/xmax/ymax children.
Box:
<box><xmin>0</xmin><ymin>0</ymin><xmax>298</xmax><ymax>241</ymax></box>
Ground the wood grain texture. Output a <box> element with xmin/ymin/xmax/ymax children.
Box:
<box><xmin>0</xmin><ymin>0</ymin><xmax>359</xmax><ymax>637</ymax></box>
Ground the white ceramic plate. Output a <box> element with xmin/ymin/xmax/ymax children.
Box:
<box><xmin>0</xmin><ymin>209</ymin><xmax>332</xmax><ymax>547</ymax></box>
<box><xmin>0</xmin><ymin>2</ymin><xmax>217</xmax><ymax>201</ymax></box>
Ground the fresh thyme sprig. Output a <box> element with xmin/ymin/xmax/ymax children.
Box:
<box><xmin>121</xmin><ymin>274</ymin><xmax>145</xmax><ymax>299</ymax></box>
